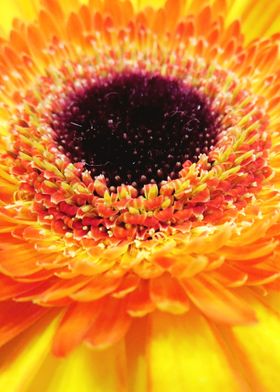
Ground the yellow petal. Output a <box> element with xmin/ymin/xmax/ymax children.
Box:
<box><xmin>29</xmin><ymin>341</ymin><xmax>128</xmax><ymax>392</ymax></box>
<box><xmin>130</xmin><ymin>0</ymin><xmax>166</xmax><ymax>10</ymax></box>
<box><xmin>0</xmin><ymin>315</ymin><xmax>58</xmax><ymax>392</ymax></box>
<box><xmin>230</xmin><ymin>291</ymin><xmax>280</xmax><ymax>392</ymax></box>
<box><xmin>147</xmin><ymin>310</ymin><xmax>244</xmax><ymax>391</ymax></box>
<box><xmin>226</xmin><ymin>0</ymin><xmax>280</xmax><ymax>42</ymax></box>
<box><xmin>0</xmin><ymin>0</ymin><xmax>39</xmax><ymax>36</ymax></box>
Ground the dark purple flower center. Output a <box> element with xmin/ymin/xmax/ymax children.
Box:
<box><xmin>52</xmin><ymin>72</ymin><xmax>219</xmax><ymax>190</ymax></box>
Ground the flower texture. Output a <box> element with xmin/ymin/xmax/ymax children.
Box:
<box><xmin>0</xmin><ymin>0</ymin><xmax>280</xmax><ymax>391</ymax></box>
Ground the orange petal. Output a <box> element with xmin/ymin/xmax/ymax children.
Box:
<box><xmin>125</xmin><ymin>317</ymin><xmax>148</xmax><ymax>391</ymax></box>
<box><xmin>237</xmin><ymin>266</ymin><xmax>280</xmax><ymax>286</ymax></box>
<box><xmin>164</xmin><ymin>0</ymin><xmax>182</xmax><ymax>31</ymax></box>
<box><xmin>0</xmin><ymin>274</ymin><xmax>46</xmax><ymax>300</ymax></box>
<box><xmin>0</xmin><ymin>246</ymin><xmax>42</xmax><ymax>277</ymax></box>
<box><xmin>126</xmin><ymin>280</ymin><xmax>155</xmax><ymax>317</ymax></box>
<box><xmin>53</xmin><ymin>300</ymin><xmax>104</xmax><ymax>356</ymax></box>
<box><xmin>112</xmin><ymin>273</ymin><xmax>140</xmax><ymax>299</ymax></box>
<box><xmin>38</xmin><ymin>9</ymin><xmax>60</xmax><ymax>39</ymax></box>
<box><xmin>42</xmin><ymin>0</ymin><xmax>64</xmax><ymax>21</ymax></box>
<box><xmin>182</xmin><ymin>276</ymin><xmax>257</xmax><ymax>325</ymax></box>
<box><xmin>150</xmin><ymin>273</ymin><xmax>190</xmax><ymax>314</ymax></box>
<box><xmin>196</xmin><ymin>6</ymin><xmax>212</xmax><ymax>36</ymax></box>
<box><xmin>85</xmin><ymin>298</ymin><xmax>131</xmax><ymax>349</ymax></box>
<box><xmin>70</xmin><ymin>275</ymin><xmax>121</xmax><ymax>301</ymax></box>
<box><xmin>79</xmin><ymin>4</ymin><xmax>92</xmax><ymax>31</ymax></box>
<box><xmin>32</xmin><ymin>277</ymin><xmax>92</xmax><ymax>304</ymax></box>
<box><xmin>210</xmin><ymin>263</ymin><xmax>248</xmax><ymax>287</ymax></box>
<box><xmin>0</xmin><ymin>301</ymin><xmax>48</xmax><ymax>347</ymax></box>
<box><xmin>27</xmin><ymin>24</ymin><xmax>47</xmax><ymax>59</ymax></box>
<box><xmin>66</xmin><ymin>12</ymin><xmax>84</xmax><ymax>44</ymax></box>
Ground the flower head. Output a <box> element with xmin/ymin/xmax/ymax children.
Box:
<box><xmin>0</xmin><ymin>0</ymin><xmax>280</xmax><ymax>390</ymax></box>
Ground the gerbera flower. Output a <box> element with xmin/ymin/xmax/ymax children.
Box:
<box><xmin>0</xmin><ymin>0</ymin><xmax>280</xmax><ymax>390</ymax></box>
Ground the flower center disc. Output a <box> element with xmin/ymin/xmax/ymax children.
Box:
<box><xmin>52</xmin><ymin>72</ymin><xmax>219</xmax><ymax>190</ymax></box>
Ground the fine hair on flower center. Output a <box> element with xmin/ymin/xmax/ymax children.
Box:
<box><xmin>51</xmin><ymin>72</ymin><xmax>219</xmax><ymax>191</ymax></box>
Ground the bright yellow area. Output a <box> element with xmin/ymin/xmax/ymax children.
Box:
<box><xmin>130</xmin><ymin>0</ymin><xmax>166</xmax><ymax>9</ymax></box>
<box><xmin>233</xmin><ymin>292</ymin><xmax>280</xmax><ymax>392</ymax></box>
<box><xmin>29</xmin><ymin>340</ymin><xmax>127</xmax><ymax>392</ymax></box>
<box><xmin>226</xmin><ymin>0</ymin><xmax>280</xmax><ymax>42</ymax></box>
<box><xmin>0</xmin><ymin>0</ymin><xmax>87</xmax><ymax>36</ymax></box>
<box><xmin>0</xmin><ymin>316</ymin><xmax>58</xmax><ymax>392</ymax></box>
<box><xmin>0</xmin><ymin>313</ymin><xmax>128</xmax><ymax>391</ymax></box>
<box><xmin>226</xmin><ymin>0</ymin><xmax>249</xmax><ymax>24</ymax></box>
<box><xmin>148</xmin><ymin>310</ymin><xmax>242</xmax><ymax>392</ymax></box>
<box><xmin>0</xmin><ymin>0</ymin><xmax>39</xmax><ymax>36</ymax></box>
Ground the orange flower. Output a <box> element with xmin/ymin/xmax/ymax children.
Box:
<box><xmin>0</xmin><ymin>0</ymin><xmax>280</xmax><ymax>391</ymax></box>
